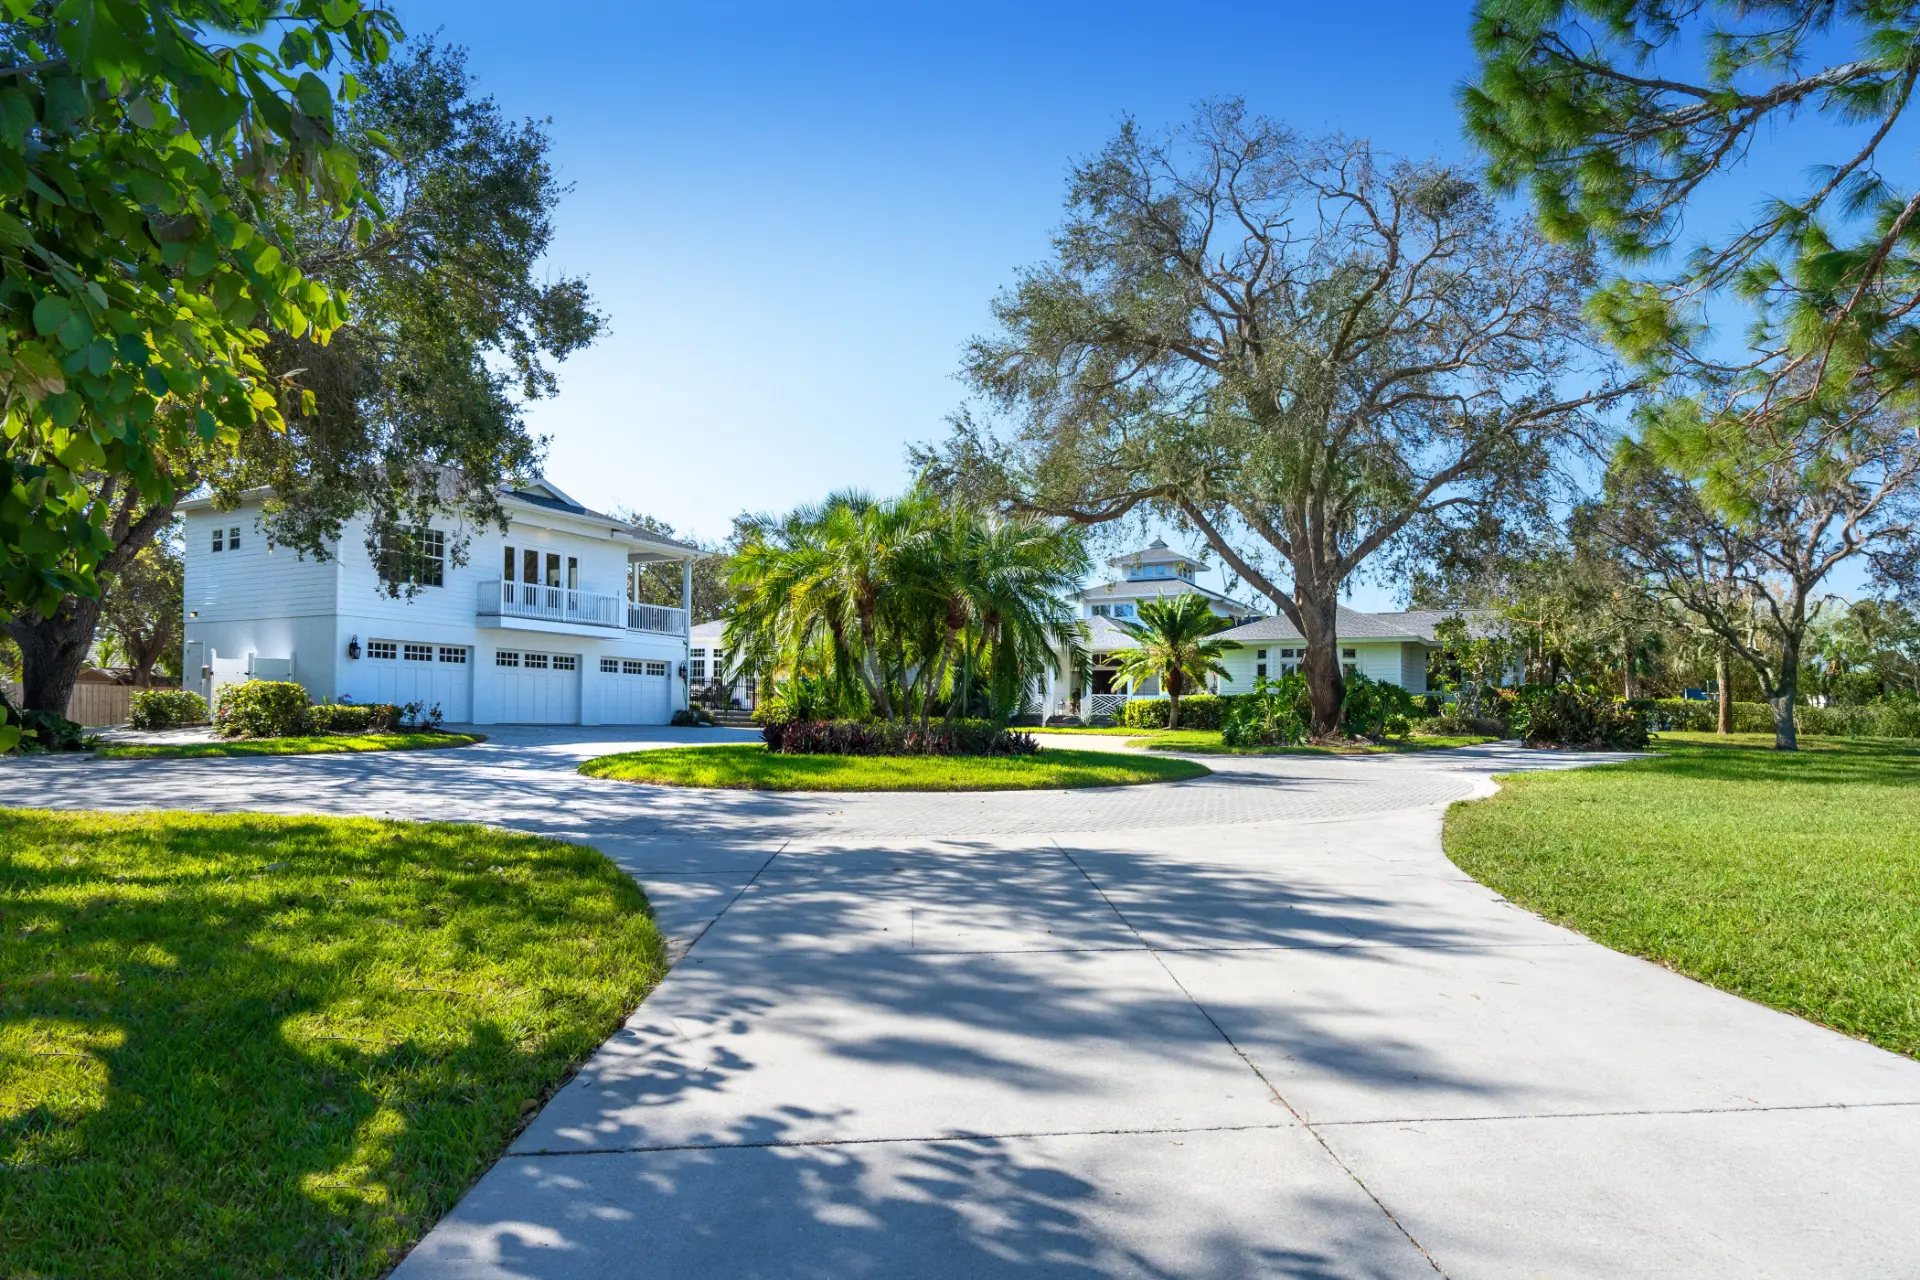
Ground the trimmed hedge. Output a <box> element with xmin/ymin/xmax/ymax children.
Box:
<box><xmin>213</xmin><ymin>681</ymin><xmax>312</xmax><ymax>739</ymax></box>
<box><xmin>310</xmin><ymin>703</ymin><xmax>369</xmax><ymax>734</ymax></box>
<box><xmin>763</xmin><ymin>718</ymin><xmax>1039</xmax><ymax>757</ymax></box>
<box><xmin>128</xmin><ymin>688</ymin><xmax>207</xmax><ymax>730</ymax></box>
<box><xmin>1643</xmin><ymin>698</ymin><xmax>1920</xmax><ymax>738</ymax></box>
<box><xmin>1118</xmin><ymin>694</ymin><xmax>1232</xmax><ymax>730</ymax></box>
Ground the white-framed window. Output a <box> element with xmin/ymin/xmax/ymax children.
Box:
<box><xmin>439</xmin><ymin>646</ymin><xmax>467</xmax><ymax>664</ymax></box>
<box><xmin>403</xmin><ymin>643</ymin><xmax>433</xmax><ymax>662</ymax></box>
<box><xmin>600</xmin><ymin>657</ymin><xmax>620</xmax><ymax>673</ymax></box>
<box><xmin>211</xmin><ymin>527</ymin><xmax>224</xmax><ymax>553</ymax></box>
<box><xmin>1256</xmin><ymin>663</ymin><xmax>1267</xmax><ymax>678</ymax></box>
<box><xmin>644</xmin><ymin>660</ymin><xmax>669</xmax><ymax>677</ymax></box>
<box><xmin>228</xmin><ymin>525</ymin><xmax>241</xmax><ymax>549</ymax></box>
<box><xmin>378</xmin><ymin>526</ymin><xmax>445</xmax><ymax>589</ymax></box>
<box><xmin>1342</xmin><ymin>648</ymin><xmax>1357</xmax><ymax>659</ymax></box>
<box><xmin>366</xmin><ymin>639</ymin><xmax>397</xmax><ymax>660</ymax></box>
<box><xmin>622</xmin><ymin>659</ymin><xmax>645</xmax><ymax>675</ymax></box>
<box><xmin>1111</xmin><ymin>603</ymin><xmax>1136</xmax><ymax>618</ymax></box>
<box><xmin>496</xmin><ymin>650</ymin><xmax>520</xmax><ymax>667</ymax></box>
<box><xmin>1091</xmin><ymin>604</ymin><xmax>1111</xmax><ymax>617</ymax></box>
<box><xmin>1256</xmin><ymin>649</ymin><xmax>1268</xmax><ymax>660</ymax></box>
<box><xmin>524</xmin><ymin>652</ymin><xmax>549</xmax><ymax>669</ymax></box>
<box><xmin>553</xmin><ymin>654</ymin><xmax>578</xmax><ymax>672</ymax></box>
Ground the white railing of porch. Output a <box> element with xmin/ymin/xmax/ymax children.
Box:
<box><xmin>481</xmin><ymin>580</ymin><xmax>687</xmax><ymax>635</ymax></box>
<box><xmin>1087</xmin><ymin>693</ymin><xmax>1131</xmax><ymax>721</ymax></box>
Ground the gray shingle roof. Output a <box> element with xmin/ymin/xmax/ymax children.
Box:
<box><xmin>1213</xmin><ymin>606</ymin><xmax>1470</xmax><ymax>645</ymax></box>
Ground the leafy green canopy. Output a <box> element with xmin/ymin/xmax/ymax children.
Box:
<box><xmin>1465</xmin><ymin>1</ymin><xmax>1920</xmax><ymax>422</ymax></box>
<box><xmin>0</xmin><ymin>0</ymin><xmax>399</xmax><ymax>617</ymax></box>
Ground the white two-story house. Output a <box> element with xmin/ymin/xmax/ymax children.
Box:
<box><xmin>1044</xmin><ymin>539</ymin><xmax>1460</xmax><ymax>721</ymax></box>
<box><xmin>180</xmin><ymin>478</ymin><xmax>698</xmax><ymax>726</ymax></box>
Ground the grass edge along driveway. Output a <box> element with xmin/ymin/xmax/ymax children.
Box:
<box><xmin>97</xmin><ymin>732</ymin><xmax>483</xmax><ymax>759</ymax></box>
<box><xmin>1444</xmin><ymin>733</ymin><xmax>1920</xmax><ymax>1061</ymax></box>
<box><xmin>580</xmin><ymin>742</ymin><xmax>1212</xmax><ymax>791</ymax></box>
<box><xmin>0</xmin><ymin>808</ymin><xmax>666</xmax><ymax>1280</ymax></box>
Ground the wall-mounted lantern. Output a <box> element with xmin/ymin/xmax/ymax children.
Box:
<box><xmin>347</xmin><ymin>635</ymin><xmax>362</xmax><ymax>660</ymax></box>
<box><xmin>677</xmin><ymin>661</ymin><xmax>688</xmax><ymax>680</ymax></box>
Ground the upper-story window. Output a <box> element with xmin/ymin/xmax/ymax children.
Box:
<box><xmin>378</xmin><ymin>526</ymin><xmax>444</xmax><ymax>588</ymax></box>
<box><xmin>210</xmin><ymin>524</ymin><xmax>241</xmax><ymax>552</ymax></box>
<box><xmin>1111</xmin><ymin>603</ymin><xmax>1136</xmax><ymax>619</ymax></box>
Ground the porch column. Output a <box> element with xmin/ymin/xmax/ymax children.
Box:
<box><xmin>681</xmin><ymin>554</ymin><xmax>694</xmax><ymax>711</ymax></box>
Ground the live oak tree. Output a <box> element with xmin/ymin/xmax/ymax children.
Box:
<box><xmin>0</xmin><ymin>1</ymin><xmax>399</xmax><ymax>735</ymax></box>
<box><xmin>1465</xmin><ymin>0</ymin><xmax>1920</xmax><ymax>434</ymax></box>
<box><xmin>5</xmin><ymin>36</ymin><xmax>600</xmax><ymax>713</ymax></box>
<box><xmin>933</xmin><ymin>103</ymin><xmax>1624</xmax><ymax>736</ymax></box>
<box><xmin>1595</xmin><ymin>393</ymin><xmax>1920</xmax><ymax>749</ymax></box>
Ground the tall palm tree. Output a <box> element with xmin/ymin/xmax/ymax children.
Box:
<box><xmin>1111</xmin><ymin>593</ymin><xmax>1231</xmax><ymax>730</ymax></box>
<box><xmin>726</xmin><ymin>488</ymin><xmax>1089</xmax><ymax>726</ymax></box>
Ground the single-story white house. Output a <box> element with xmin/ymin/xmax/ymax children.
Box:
<box><xmin>180</xmin><ymin>477</ymin><xmax>699</xmax><ymax>726</ymax></box>
<box><xmin>1210</xmin><ymin>608</ymin><xmax>1455</xmax><ymax>694</ymax></box>
<box><xmin>1042</xmin><ymin>540</ymin><xmax>1460</xmax><ymax>721</ymax></box>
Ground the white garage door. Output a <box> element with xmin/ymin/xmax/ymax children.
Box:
<box><xmin>362</xmin><ymin>641</ymin><xmax>473</xmax><ymax>722</ymax></box>
<box><xmin>598</xmin><ymin>657</ymin><xmax>672</xmax><ymax>725</ymax></box>
<box><xmin>492</xmin><ymin>649</ymin><xmax>581</xmax><ymax>724</ymax></box>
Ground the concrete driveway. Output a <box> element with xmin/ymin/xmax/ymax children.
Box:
<box><xmin>5</xmin><ymin>731</ymin><xmax>1917</xmax><ymax>1278</ymax></box>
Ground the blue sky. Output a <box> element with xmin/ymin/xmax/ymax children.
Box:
<box><xmin>384</xmin><ymin>1</ymin><xmax>1491</xmax><ymax>606</ymax></box>
<box><xmin>388</xmin><ymin>1</ymin><xmax>1883</xmax><ymax>607</ymax></box>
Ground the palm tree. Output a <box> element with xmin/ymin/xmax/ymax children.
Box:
<box><xmin>725</xmin><ymin>489</ymin><xmax>1085</xmax><ymax>726</ymax></box>
<box><xmin>1110</xmin><ymin>593</ymin><xmax>1231</xmax><ymax>730</ymax></box>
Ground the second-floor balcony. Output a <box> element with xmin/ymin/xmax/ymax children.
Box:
<box><xmin>479</xmin><ymin>579</ymin><xmax>687</xmax><ymax>636</ymax></box>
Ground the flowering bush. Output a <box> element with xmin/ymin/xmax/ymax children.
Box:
<box><xmin>213</xmin><ymin>681</ymin><xmax>313</xmax><ymax>739</ymax></box>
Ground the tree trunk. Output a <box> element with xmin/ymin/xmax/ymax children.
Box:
<box><xmin>1296</xmin><ymin>588</ymin><xmax>1345</xmax><ymax>738</ymax></box>
<box><xmin>1166</xmin><ymin>667</ymin><xmax>1184</xmax><ymax>730</ymax></box>
<box><xmin>1768</xmin><ymin>634</ymin><xmax>1801</xmax><ymax>752</ymax></box>
<box><xmin>7</xmin><ymin>595</ymin><xmax>105</xmax><ymax>715</ymax></box>
<box><xmin>1715</xmin><ymin>644</ymin><xmax>1732</xmax><ymax>736</ymax></box>
<box><xmin>1622</xmin><ymin>629</ymin><xmax>1636</xmax><ymax>699</ymax></box>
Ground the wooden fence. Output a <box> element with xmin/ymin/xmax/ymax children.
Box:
<box><xmin>2</xmin><ymin>680</ymin><xmax>137</xmax><ymax>727</ymax></box>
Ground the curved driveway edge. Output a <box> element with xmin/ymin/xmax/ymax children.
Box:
<box><xmin>4</xmin><ymin>732</ymin><xmax>1917</xmax><ymax>1278</ymax></box>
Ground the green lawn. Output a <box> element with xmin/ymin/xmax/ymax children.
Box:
<box><xmin>0</xmin><ymin>809</ymin><xmax>665</xmax><ymax>1279</ymax></box>
<box><xmin>98</xmin><ymin>732</ymin><xmax>482</xmax><ymax>759</ymax></box>
<box><xmin>580</xmin><ymin>743</ymin><xmax>1211</xmax><ymax>791</ymax></box>
<box><xmin>1444</xmin><ymin>734</ymin><xmax>1920</xmax><ymax>1060</ymax></box>
<box><xmin>1138</xmin><ymin>729</ymin><xmax>1499</xmax><ymax>755</ymax></box>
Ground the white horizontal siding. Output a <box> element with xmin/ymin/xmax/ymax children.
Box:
<box><xmin>183</xmin><ymin>502</ymin><xmax>337</xmax><ymax>624</ymax></box>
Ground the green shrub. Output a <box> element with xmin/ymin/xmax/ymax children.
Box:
<box><xmin>670</xmin><ymin>706</ymin><xmax>715</xmax><ymax>727</ymax></box>
<box><xmin>128</xmin><ymin>689</ymin><xmax>207</xmax><ymax>730</ymax></box>
<box><xmin>308</xmin><ymin>703</ymin><xmax>373</xmax><ymax>734</ymax></box>
<box><xmin>1428</xmin><ymin>711</ymin><xmax>1510</xmax><ymax>737</ymax></box>
<box><xmin>1510</xmin><ymin>684</ymin><xmax>1649</xmax><ymax>750</ymax></box>
<box><xmin>1383</xmin><ymin>712</ymin><xmax>1412</xmax><ymax>739</ymax></box>
<box><xmin>1341</xmin><ymin>673</ymin><xmax>1417</xmax><ymax>739</ymax></box>
<box><xmin>1640</xmin><ymin>698</ymin><xmax>1920</xmax><ymax>737</ymax></box>
<box><xmin>1118</xmin><ymin>694</ymin><xmax>1233</xmax><ymax>730</ymax></box>
<box><xmin>1221</xmin><ymin>674</ymin><xmax>1309</xmax><ymax>747</ymax></box>
<box><xmin>213</xmin><ymin>681</ymin><xmax>313</xmax><ymax>739</ymax></box>
<box><xmin>762</xmin><ymin>718</ymin><xmax>1038</xmax><ymax>756</ymax></box>
<box><xmin>1</xmin><ymin>694</ymin><xmax>88</xmax><ymax>753</ymax></box>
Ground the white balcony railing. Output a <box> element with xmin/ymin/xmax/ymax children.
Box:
<box><xmin>1086</xmin><ymin>693</ymin><xmax>1131</xmax><ymax>722</ymax></box>
<box><xmin>481</xmin><ymin>580</ymin><xmax>686</xmax><ymax>636</ymax></box>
